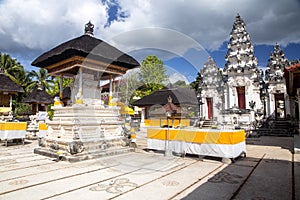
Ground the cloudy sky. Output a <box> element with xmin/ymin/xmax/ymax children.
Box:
<box><xmin>0</xmin><ymin>0</ymin><xmax>299</xmax><ymax>83</ymax></box>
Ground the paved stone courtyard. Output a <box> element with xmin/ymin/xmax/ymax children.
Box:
<box><xmin>0</xmin><ymin>134</ymin><xmax>299</xmax><ymax>200</ymax></box>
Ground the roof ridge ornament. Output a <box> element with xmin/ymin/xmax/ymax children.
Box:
<box><xmin>84</xmin><ymin>21</ymin><xmax>94</xmax><ymax>36</ymax></box>
<box><xmin>0</xmin><ymin>68</ymin><xmax>4</xmax><ymax>74</ymax></box>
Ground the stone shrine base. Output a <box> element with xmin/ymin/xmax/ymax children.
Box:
<box><xmin>34</xmin><ymin>104</ymin><xmax>135</xmax><ymax>162</ymax></box>
<box><xmin>34</xmin><ymin>146</ymin><xmax>134</xmax><ymax>162</ymax></box>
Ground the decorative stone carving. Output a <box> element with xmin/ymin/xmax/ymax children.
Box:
<box><xmin>38</xmin><ymin>137</ymin><xmax>46</xmax><ymax>147</ymax></box>
<box><xmin>68</xmin><ymin>141</ymin><xmax>84</xmax><ymax>155</ymax></box>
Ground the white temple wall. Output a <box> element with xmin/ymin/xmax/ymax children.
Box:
<box><xmin>226</xmin><ymin>74</ymin><xmax>262</xmax><ymax>110</ymax></box>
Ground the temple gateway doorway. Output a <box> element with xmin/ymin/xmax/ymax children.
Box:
<box><xmin>206</xmin><ymin>97</ymin><xmax>213</xmax><ymax>119</ymax></box>
<box><xmin>236</xmin><ymin>86</ymin><xmax>246</xmax><ymax>109</ymax></box>
<box><xmin>274</xmin><ymin>93</ymin><xmax>285</xmax><ymax>119</ymax></box>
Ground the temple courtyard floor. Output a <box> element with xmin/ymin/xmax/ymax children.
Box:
<box><xmin>0</xmin><ymin>131</ymin><xmax>299</xmax><ymax>200</ymax></box>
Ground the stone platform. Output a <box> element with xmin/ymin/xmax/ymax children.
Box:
<box><xmin>35</xmin><ymin>104</ymin><xmax>133</xmax><ymax>161</ymax></box>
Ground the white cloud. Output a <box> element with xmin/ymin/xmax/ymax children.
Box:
<box><xmin>0</xmin><ymin>0</ymin><xmax>107</xmax><ymax>51</ymax></box>
<box><xmin>0</xmin><ymin>0</ymin><xmax>299</xmax><ymax>70</ymax></box>
<box><xmin>168</xmin><ymin>72</ymin><xmax>189</xmax><ymax>84</ymax></box>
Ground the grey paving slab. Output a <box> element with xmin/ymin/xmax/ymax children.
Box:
<box><xmin>114</xmin><ymin>160</ymin><xmax>224</xmax><ymax>200</ymax></box>
<box><xmin>0</xmin><ymin>136</ymin><xmax>298</xmax><ymax>200</ymax></box>
<box><xmin>0</xmin><ymin>158</ymin><xmax>54</xmax><ymax>173</ymax></box>
<box><xmin>234</xmin><ymin>159</ymin><xmax>292</xmax><ymax>200</ymax></box>
<box><xmin>48</xmin><ymin>158</ymin><xmax>197</xmax><ymax>200</ymax></box>
<box><xmin>0</xmin><ymin>161</ymin><xmax>118</xmax><ymax>195</ymax></box>
<box><xmin>294</xmin><ymin>153</ymin><xmax>300</xmax><ymax>200</ymax></box>
<box><xmin>0</xmin><ymin>152</ymin><xmax>187</xmax><ymax>200</ymax></box>
<box><xmin>233</xmin><ymin>138</ymin><xmax>293</xmax><ymax>200</ymax></box>
<box><xmin>0</xmin><ymin>153</ymin><xmax>39</xmax><ymax>162</ymax></box>
<box><xmin>176</xmin><ymin>163</ymin><xmax>255</xmax><ymax>200</ymax></box>
<box><xmin>0</xmin><ymin>161</ymin><xmax>70</xmax><ymax>182</ymax></box>
<box><xmin>0</xmin><ymin>166</ymin><xmax>127</xmax><ymax>200</ymax></box>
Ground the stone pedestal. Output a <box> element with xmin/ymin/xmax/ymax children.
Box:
<box><xmin>34</xmin><ymin>104</ymin><xmax>133</xmax><ymax>162</ymax></box>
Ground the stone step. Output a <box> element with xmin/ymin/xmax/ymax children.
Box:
<box><xmin>253</xmin><ymin>130</ymin><xmax>293</xmax><ymax>137</ymax></box>
<box><xmin>202</xmin><ymin>120</ymin><xmax>217</xmax><ymax>128</ymax></box>
<box><xmin>34</xmin><ymin>146</ymin><xmax>134</xmax><ymax>163</ymax></box>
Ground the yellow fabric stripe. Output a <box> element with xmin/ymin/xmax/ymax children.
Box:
<box><xmin>0</xmin><ymin>122</ymin><xmax>27</xmax><ymax>130</ymax></box>
<box><xmin>144</xmin><ymin>119</ymin><xmax>190</xmax><ymax>127</ymax></box>
<box><xmin>39</xmin><ymin>123</ymin><xmax>48</xmax><ymax>130</ymax></box>
<box><xmin>147</xmin><ymin>128</ymin><xmax>245</xmax><ymax>144</ymax></box>
<box><xmin>0</xmin><ymin>107</ymin><xmax>11</xmax><ymax>113</ymax></box>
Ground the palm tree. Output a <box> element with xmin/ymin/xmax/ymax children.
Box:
<box><xmin>0</xmin><ymin>53</ymin><xmax>25</xmax><ymax>85</ymax></box>
<box><xmin>27</xmin><ymin>68</ymin><xmax>54</xmax><ymax>93</ymax></box>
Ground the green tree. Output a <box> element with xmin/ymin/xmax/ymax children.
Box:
<box><xmin>27</xmin><ymin>68</ymin><xmax>54</xmax><ymax>93</ymax></box>
<box><xmin>0</xmin><ymin>53</ymin><xmax>26</xmax><ymax>85</ymax></box>
<box><xmin>139</xmin><ymin>55</ymin><xmax>167</xmax><ymax>85</ymax></box>
<box><xmin>0</xmin><ymin>53</ymin><xmax>33</xmax><ymax>116</ymax></box>
<box><xmin>48</xmin><ymin>77</ymin><xmax>73</xmax><ymax>96</ymax></box>
<box><xmin>173</xmin><ymin>80</ymin><xmax>187</xmax><ymax>88</ymax></box>
<box><xmin>118</xmin><ymin>70</ymin><xmax>140</xmax><ymax>105</ymax></box>
<box><xmin>190</xmin><ymin>71</ymin><xmax>203</xmax><ymax>93</ymax></box>
<box><xmin>134</xmin><ymin>55</ymin><xmax>168</xmax><ymax>98</ymax></box>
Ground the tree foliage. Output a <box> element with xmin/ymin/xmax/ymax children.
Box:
<box><xmin>0</xmin><ymin>52</ymin><xmax>74</xmax><ymax>116</ymax></box>
<box><xmin>0</xmin><ymin>53</ymin><xmax>26</xmax><ymax>85</ymax></box>
<box><xmin>173</xmin><ymin>80</ymin><xmax>187</xmax><ymax>88</ymax></box>
<box><xmin>27</xmin><ymin>68</ymin><xmax>54</xmax><ymax>93</ymax></box>
<box><xmin>139</xmin><ymin>55</ymin><xmax>167</xmax><ymax>85</ymax></box>
<box><xmin>133</xmin><ymin>55</ymin><xmax>168</xmax><ymax>99</ymax></box>
<box><xmin>48</xmin><ymin>77</ymin><xmax>73</xmax><ymax>96</ymax></box>
<box><xmin>190</xmin><ymin>71</ymin><xmax>203</xmax><ymax>93</ymax></box>
<box><xmin>118</xmin><ymin>70</ymin><xmax>140</xmax><ymax>105</ymax></box>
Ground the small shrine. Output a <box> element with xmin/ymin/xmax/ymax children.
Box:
<box><xmin>23</xmin><ymin>87</ymin><xmax>53</xmax><ymax>114</ymax></box>
<box><xmin>265</xmin><ymin>44</ymin><xmax>290</xmax><ymax>119</ymax></box>
<box><xmin>32</xmin><ymin>22</ymin><xmax>139</xmax><ymax>161</ymax></box>
<box><xmin>198</xmin><ymin>56</ymin><xmax>224</xmax><ymax>124</ymax></box>
<box><xmin>132</xmin><ymin>87</ymin><xmax>197</xmax><ymax>127</ymax></box>
<box><xmin>0</xmin><ymin>70</ymin><xmax>24</xmax><ymax>120</ymax></box>
<box><xmin>23</xmin><ymin>87</ymin><xmax>53</xmax><ymax>137</ymax></box>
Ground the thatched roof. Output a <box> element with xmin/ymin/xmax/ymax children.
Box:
<box><xmin>31</xmin><ymin>34</ymin><xmax>140</xmax><ymax>69</ymax></box>
<box><xmin>23</xmin><ymin>89</ymin><xmax>53</xmax><ymax>104</ymax></box>
<box><xmin>0</xmin><ymin>73</ymin><xmax>24</xmax><ymax>93</ymax></box>
<box><xmin>54</xmin><ymin>87</ymin><xmax>71</xmax><ymax>100</ymax></box>
<box><xmin>132</xmin><ymin>88</ymin><xmax>198</xmax><ymax>106</ymax></box>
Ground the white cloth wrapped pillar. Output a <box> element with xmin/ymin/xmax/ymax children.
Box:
<box><xmin>108</xmin><ymin>75</ymin><xmax>113</xmax><ymax>106</ymax></box>
<box><xmin>75</xmin><ymin>67</ymin><xmax>83</xmax><ymax>104</ymax></box>
<box><xmin>59</xmin><ymin>76</ymin><xmax>63</xmax><ymax>99</ymax></box>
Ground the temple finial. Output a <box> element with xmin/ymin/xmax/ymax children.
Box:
<box><xmin>84</xmin><ymin>21</ymin><xmax>94</xmax><ymax>36</ymax></box>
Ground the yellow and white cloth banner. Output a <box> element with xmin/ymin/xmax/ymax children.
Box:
<box><xmin>147</xmin><ymin>128</ymin><xmax>246</xmax><ymax>158</ymax></box>
<box><xmin>38</xmin><ymin>123</ymin><xmax>47</xmax><ymax>138</ymax></box>
<box><xmin>0</xmin><ymin>122</ymin><xmax>27</xmax><ymax>140</ymax></box>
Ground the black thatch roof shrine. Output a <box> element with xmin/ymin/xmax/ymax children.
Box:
<box><xmin>54</xmin><ymin>87</ymin><xmax>71</xmax><ymax>100</ymax></box>
<box><xmin>31</xmin><ymin>22</ymin><xmax>139</xmax><ymax>76</ymax></box>
<box><xmin>24</xmin><ymin>89</ymin><xmax>53</xmax><ymax>104</ymax></box>
<box><xmin>132</xmin><ymin>87</ymin><xmax>198</xmax><ymax>106</ymax></box>
<box><xmin>0</xmin><ymin>73</ymin><xmax>24</xmax><ymax>93</ymax></box>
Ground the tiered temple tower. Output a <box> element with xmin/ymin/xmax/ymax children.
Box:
<box><xmin>223</xmin><ymin>14</ymin><xmax>261</xmax><ymax>109</ymax></box>
<box><xmin>200</xmin><ymin>57</ymin><xmax>224</xmax><ymax>123</ymax></box>
<box><xmin>222</xmin><ymin>14</ymin><xmax>262</xmax><ymax>128</ymax></box>
<box><xmin>265</xmin><ymin>44</ymin><xmax>290</xmax><ymax>119</ymax></box>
